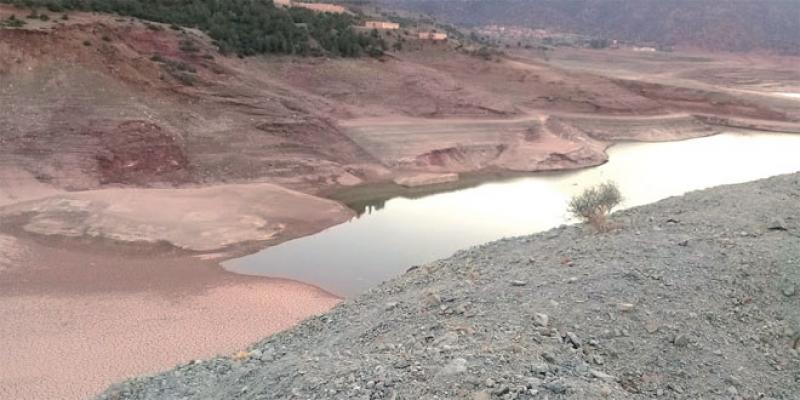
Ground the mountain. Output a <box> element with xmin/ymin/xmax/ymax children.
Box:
<box><xmin>381</xmin><ymin>0</ymin><xmax>800</xmax><ymax>54</ymax></box>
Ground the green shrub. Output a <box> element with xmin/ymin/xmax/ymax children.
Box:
<box><xmin>178</xmin><ymin>39</ymin><xmax>199</xmax><ymax>53</ymax></box>
<box><xmin>568</xmin><ymin>181</ymin><xmax>622</xmax><ymax>231</ymax></box>
<box><xmin>2</xmin><ymin>14</ymin><xmax>26</xmax><ymax>27</ymax></box>
<box><xmin>173</xmin><ymin>71</ymin><xmax>196</xmax><ymax>86</ymax></box>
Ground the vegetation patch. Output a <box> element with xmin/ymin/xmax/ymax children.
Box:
<box><xmin>150</xmin><ymin>54</ymin><xmax>198</xmax><ymax>85</ymax></box>
<box><xmin>568</xmin><ymin>181</ymin><xmax>622</xmax><ymax>231</ymax></box>
<box><xmin>0</xmin><ymin>14</ymin><xmax>26</xmax><ymax>27</ymax></box>
<box><xmin>3</xmin><ymin>0</ymin><xmax>386</xmax><ymax>57</ymax></box>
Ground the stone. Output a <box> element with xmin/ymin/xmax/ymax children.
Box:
<box><xmin>678</xmin><ymin>239</ymin><xmax>689</xmax><ymax>247</ymax></box>
<box><xmin>492</xmin><ymin>386</ymin><xmax>510</xmax><ymax>396</ymax></box>
<box><xmin>566</xmin><ymin>332</ymin><xmax>581</xmax><ymax>348</ymax></box>
<box><xmin>673</xmin><ymin>334</ymin><xmax>690</xmax><ymax>347</ymax></box>
<box><xmin>434</xmin><ymin>331</ymin><xmax>459</xmax><ymax>347</ymax></box>
<box><xmin>541</xmin><ymin>380</ymin><xmax>567</xmax><ymax>394</ymax></box>
<box><xmin>767</xmin><ymin>218</ymin><xmax>788</xmax><ymax>231</ymax></box>
<box><xmin>526</xmin><ymin>376</ymin><xmax>543</xmax><ymax>387</ymax></box>
<box><xmin>471</xmin><ymin>390</ymin><xmax>491</xmax><ymax>400</ymax></box>
<box><xmin>385</xmin><ymin>302</ymin><xmax>399</xmax><ymax>311</ymax></box>
<box><xmin>511</xmin><ymin>280</ymin><xmax>528</xmax><ymax>287</ymax></box>
<box><xmin>440</xmin><ymin>358</ymin><xmax>468</xmax><ymax>375</ymax></box>
<box><xmin>590</xmin><ymin>369</ymin><xmax>617</xmax><ymax>382</ymax></box>
<box><xmin>530</xmin><ymin>364</ymin><xmax>549</xmax><ymax>374</ymax></box>
<box><xmin>618</xmin><ymin>303</ymin><xmax>635</xmax><ymax>312</ymax></box>
<box><xmin>644</xmin><ymin>320</ymin><xmax>661</xmax><ymax>334</ymax></box>
<box><xmin>534</xmin><ymin>313</ymin><xmax>549</xmax><ymax>327</ymax></box>
<box><xmin>248</xmin><ymin>349</ymin><xmax>262</xmax><ymax>360</ymax></box>
<box><xmin>782</xmin><ymin>284</ymin><xmax>796</xmax><ymax>297</ymax></box>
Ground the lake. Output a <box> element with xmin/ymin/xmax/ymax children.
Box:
<box><xmin>224</xmin><ymin>131</ymin><xmax>800</xmax><ymax>296</ymax></box>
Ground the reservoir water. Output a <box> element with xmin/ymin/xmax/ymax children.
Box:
<box><xmin>224</xmin><ymin>131</ymin><xmax>800</xmax><ymax>296</ymax></box>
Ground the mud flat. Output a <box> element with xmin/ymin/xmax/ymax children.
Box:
<box><xmin>0</xmin><ymin>231</ymin><xmax>341</xmax><ymax>400</ymax></box>
<box><xmin>0</xmin><ymin>182</ymin><xmax>352</xmax><ymax>400</ymax></box>
<box><xmin>0</xmin><ymin>182</ymin><xmax>353</xmax><ymax>252</ymax></box>
<box><xmin>101</xmin><ymin>173</ymin><xmax>800</xmax><ymax>399</ymax></box>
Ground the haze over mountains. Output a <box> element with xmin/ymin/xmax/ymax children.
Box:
<box><xmin>383</xmin><ymin>0</ymin><xmax>800</xmax><ymax>54</ymax></box>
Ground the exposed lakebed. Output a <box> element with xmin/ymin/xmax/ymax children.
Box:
<box><xmin>224</xmin><ymin>131</ymin><xmax>800</xmax><ymax>296</ymax></box>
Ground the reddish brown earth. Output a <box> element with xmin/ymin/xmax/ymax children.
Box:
<box><xmin>0</xmin><ymin>232</ymin><xmax>340</xmax><ymax>400</ymax></box>
<box><xmin>2</xmin><ymin>6</ymin><xmax>800</xmax><ymax>400</ymax></box>
<box><xmin>2</xmin><ymin>7</ymin><xmax>798</xmax><ymax>195</ymax></box>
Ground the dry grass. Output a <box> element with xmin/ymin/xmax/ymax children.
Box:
<box><xmin>568</xmin><ymin>181</ymin><xmax>622</xmax><ymax>231</ymax></box>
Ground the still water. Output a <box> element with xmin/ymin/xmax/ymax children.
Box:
<box><xmin>225</xmin><ymin>132</ymin><xmax>800</xmax><ymax>296</ymax></box>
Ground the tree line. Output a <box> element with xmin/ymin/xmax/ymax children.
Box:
<box><xmin>2</xmin><ymin>0</ymin><xmax>386</xmax><ymax>57</ymax></box>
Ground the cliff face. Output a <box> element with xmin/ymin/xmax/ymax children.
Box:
<box><xmin>385</xmin><ymin>0</ymin><xmax>800</xmax><ymax>55</ymax></box>
<box><xmin>100</xmin><ymin>173</ymin><xmax>800</xmax><ymax>399</ymax></box>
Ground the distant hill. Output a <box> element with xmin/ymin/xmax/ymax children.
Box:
<box><xmin>381</xmin><ymin>0</ymin><xmax>800</xmax><ymax>54</ymax></box>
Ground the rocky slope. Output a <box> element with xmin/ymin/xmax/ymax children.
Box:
<box><xmin>101</xmin><ymin>173</ymin><xmax>800</xmax><ymax>399</ymax></box>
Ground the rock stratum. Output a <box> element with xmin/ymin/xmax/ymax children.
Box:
<box><xmin>101</xmin><ymin>173</ymin><xmax>800</xmax><ymax>399</ymax></box>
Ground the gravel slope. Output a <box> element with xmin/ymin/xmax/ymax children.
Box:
<box><xmin>101</xmin><ymin>173</ymin><xmax>800</xmax><ymax>400</ymax></box>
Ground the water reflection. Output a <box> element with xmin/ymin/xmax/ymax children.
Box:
<box><xmin>225</xmin><ymin>132</ymin><xmax>800</xmax><ymax>297</ymax></box>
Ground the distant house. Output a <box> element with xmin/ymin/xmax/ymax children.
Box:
<box><xmin>418</xmin><ymin>32</ymin><xmax>448</xmax><ymax>41</ymax></box>
<box><xmin>273</xmin><ymin>0</ymin><xmax>292</xmax><ymax>6</ymax></box>
<box><xmin>293</xmin><ymin>2</ymin><xmax>347</xmax><ymax>14</ymax></box>
<box><xmin>364</xmin><ymin>21</ymin><xmax>400</xmax><ymax>30</ymax></box>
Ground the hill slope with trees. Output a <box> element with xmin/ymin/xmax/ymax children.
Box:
<box><xmin>1</xmin><ymin>0</ymin><xmax>386</xmax><ymax>56</ymax></box>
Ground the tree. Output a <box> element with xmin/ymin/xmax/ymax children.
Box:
<box><xmin>6</xmin><ymin>0</ymin><xmax>383</xmax><ymax>58</ymax></box>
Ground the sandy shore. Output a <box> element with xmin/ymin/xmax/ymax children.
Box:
<box><xmin>0</xmin><ymin>235</ymin><xmax>340</xmax><ymax>400</ymax></box>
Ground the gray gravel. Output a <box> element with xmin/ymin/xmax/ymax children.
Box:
<box><xmin>100</xmin><ymin>173</ymin><xmax>800</xmax><ymax>399</ymax></box>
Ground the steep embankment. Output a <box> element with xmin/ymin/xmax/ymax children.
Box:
<box><xmin>0</xmin><ymin>7</ymin><xmax>378</xmax><ymax>194</ymax></box>
<box><xmin>101</xmin><ymin>173</ymin><xmax>800</xmax><ymax>399</ymax></box>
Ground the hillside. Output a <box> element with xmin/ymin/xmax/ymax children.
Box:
<box><xmin>2</xmin><ymin>4</ymin><xmax>799</xmax><ymax>199</ymax></box>
<box><xmin>383</xmin><ymin>0</ymin><xmax>800</xmax><ymax>55</ymax></box>
<box><xmin>100</xmin><ymin>173</ymin><xmax>800</xmax><ymax>399</ymax></box>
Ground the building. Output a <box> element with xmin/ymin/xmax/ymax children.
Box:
<box><xmin>293</xmin><ymin>2</ymin><xmax>347</xmax><ymax>14</ymax></box>
<box><xmin>364</xmin><ymin>21</ymin><xmax>400</xmax><ymax>30</ymax></box>
<box><xmin>418</xmin><ymin>32</ymin><xmax>448</xmax><ymax>41</ymax></box>
<box><xmin>273</xmin><ymin>0</ymin><xmax>292</xmax><ymax>6</ymax></box>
